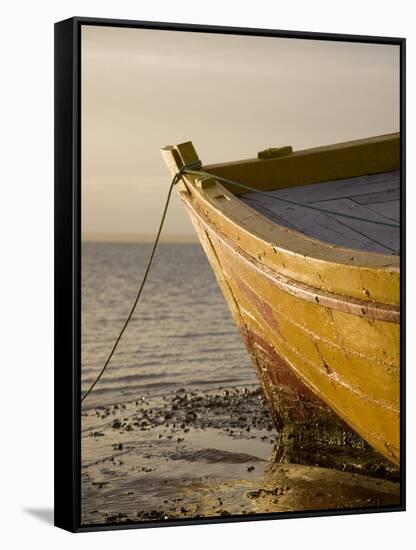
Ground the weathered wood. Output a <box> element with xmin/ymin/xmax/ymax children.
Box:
<box><xmin>160</xmin><ymin>145</ymin><xmax>181</xmax><ymax>177</ymax></box>
<box><xmin>161</xmin><ymin>142</ymin><xmax>201</xmax><ymax>193</ymax></box>
<box><xmin>161</xmin><ymin>134</ymin><xmax>401</xmax><ymax>466</ymax></box>
<box><xmin>311</xmin><ymin>198</ymin><xmax>399</xmax><ymax>253</ymax></box>
<box><xmin>185</xmin><ymin>198</ymin><xmax>400</xmax><ymax>465</ymax></box>
<box><xmin>266</xmin><ymin>171</ymin><xmax>399</xmax><ymax>202</ymax></box>
<box><xmin>192</xmin><ymin>178</ymin><xmax>400</xmax><ymax>305</ymax></box>
<box><xmin>353</xmin><ymin>187</ymin><xmax>400</xmax><ymax>205</ymax></box>
<box><xmin>204</xmin><ymin>134</ymin><xmax>400</xmax><ymax>196</ymax></box>
<box><xmin>366</xmin><ymin>200</ymin><xmax>400</xmax><ymax>222</ymax></box>
<box><xmin>187</xmin><ymin>195</ymin><xmax>400</xmax><ymax>324</ymax></box>
<box><xmin>241</xmin><ymin>171</ymin><xmax>400</xmax><ymax>254</ymax></box>
<box><xmin>257</xmin><ymin>145</ymin><xmax>293</xmax><ymax>160</ymax></box>
<box><xmin>314</xmin><ymin>199</ymin><xmax>399</xmax><ymax>253</ymax></box>
<box><xmin>244</xmin><ymin>197</ymin><xmax>394</xmax><ymax>254</ymax></box>
<box><xmin>183</xmin><ymin>180</ymin><xmax>398</xmax><ymax>303</ymax></box>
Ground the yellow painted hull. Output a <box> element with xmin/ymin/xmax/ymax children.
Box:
<box><xmin>161</xmin><ymin>135</ymin><xmax>401</xmax><ymax>466</ymax></box>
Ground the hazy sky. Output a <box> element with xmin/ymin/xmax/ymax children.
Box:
<box><xmin>81</xmin><ymin>26</ymin><xmax>399</xmax><ymax>240</ymax></box>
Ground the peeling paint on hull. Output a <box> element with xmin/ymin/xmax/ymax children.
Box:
<box><xmin>161</xmin><ymin>136</ymin><xmax>400</xmax><ymax>467</ymax></box>
<box><xmin>187</xmin><ymin>202</ymin><xmax>399</xmax><ymax>466</ymax></box>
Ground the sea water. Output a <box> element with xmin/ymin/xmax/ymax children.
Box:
<box><xmin>81</xmin><ymin>242</ymin><xmax>256</xmax><ymax>409</ymax></box>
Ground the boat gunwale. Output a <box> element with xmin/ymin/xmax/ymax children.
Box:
<box><xmin>161</xmin><ymin>135</ymin><xmax>400</xmax><ymax>305</ymax></box>
<box><xmin>193</xmin><ymin>171</ymin><xmax>400</xmax><ymax>262</ymax></box>
<box><xmin>203</xmin><ymin>132</ymin><xmax>400</xmax><ymax>173</ymax></box>
<box><xmin>190</xmin><ymin>172</ymin><xmax>400</xmax><ymax>268</ymax></box>
<box><xmin>181</xmin><ymin>188</ymin><xmax>400</xmax><ymax>323</ymax></box>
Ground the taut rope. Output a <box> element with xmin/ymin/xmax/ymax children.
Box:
<box><xmin>81</xmin><ymin>161</ymin><xmax>201</xmax><ymax>403</ymax></box>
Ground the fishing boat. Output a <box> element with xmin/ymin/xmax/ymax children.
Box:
<box><xmin>161</xmin><ymin>133</ymin><xmax>400</xmax><ymax>467</ymax></box>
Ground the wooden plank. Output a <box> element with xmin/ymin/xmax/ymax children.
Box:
<box><xmin>252</xmin><ymin>201</ymin><xmax>393</xmax><ymax>253</ymax></box>
<box><xmin>352</xmin><ymin>187</ymin><xmax>400</xmax><ymax>205</ymax></box>
<box><xmin>242</xmin><ymin>197</ymin><xmax>299</xmax><ymax>230</ymax></box>
<box><xmin>312</xmin><ymin>198</ymin><xmax>400</xmax><ymax>253</ymax></box>
<box><xmin>241</xmin><ymin>170</ymin><xmax>400</xmax><ymax>254</ymax></box>
<box><xmin>366</xmin><ymin>200</ymin><xmax>400</xmax><ymax>222</ymax></box>
<box><xmin>311</xmin><ymin>198</ymin><xmax>394</xmax><ymax>223</ymax></box>
<box><xmin>204</xmin><ymin>134</ymin><xmax>400</xmax><ymax>196</ymax></box>
<box><xmin>243</xmin><ymin>193</ymin><xmax>399</xmax><ymax>254</ymax></box>
<box><xmin>164</xmin><ymin>140</ymin><xmax>400</xmax><ymax>310</ymax></box>
<box><xmin>266</xmin><ymin>171</ymin><xmax>399</xmax><ymax>203</ymax></box>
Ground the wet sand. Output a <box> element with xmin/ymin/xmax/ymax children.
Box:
<box><xmin>81</xmin><ymin>384</ymin><xmax>400</xmax><ymax>526</ymax></box>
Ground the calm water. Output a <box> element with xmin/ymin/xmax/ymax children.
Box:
<box><xmin>81</xmin><ymin>242</ymin><xmax>256</xmax><ymax>408</ymax></box>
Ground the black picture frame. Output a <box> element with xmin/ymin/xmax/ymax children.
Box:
<box><xmin>54</xmin><ymin>16</ymin><xmax>406</xmax><ymax>533</ymax></box>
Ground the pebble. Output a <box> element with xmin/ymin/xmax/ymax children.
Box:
<box><xmin>82</xmin><ymin>384</ymin><xmax>398</xmax><ymax>526</ymax></box>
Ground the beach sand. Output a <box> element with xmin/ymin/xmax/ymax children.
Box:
<box><xmin>81</xmin><ymin>384</ymin><xmax>400</xmax><ymax>526</ymax></box>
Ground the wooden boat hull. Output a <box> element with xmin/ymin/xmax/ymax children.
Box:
<box><xmin>161</xmin><ymin>135</ymin><xmax>400</xmax><ymax>466</ymax></box>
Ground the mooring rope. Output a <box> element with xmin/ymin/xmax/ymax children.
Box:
<box><xmin>185</xmin><ymin>169</ymin><xmax>400</xmax><ymax>229</ymax></box>
<box><xmin>81</xmin><ymin>160</ymin><xmax>201</xmax><ymax>404</ymax></box>
<box><xmin>82</xmin><ymin>160</ymin><xmax>398</xmax><ymax>402</ymax></box>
